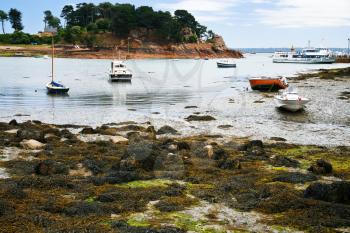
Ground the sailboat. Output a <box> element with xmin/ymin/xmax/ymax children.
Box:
<box><xmin>46</xmin><ymin>37</ymin><xmax>69</xmax><ymax>94</ymax></box>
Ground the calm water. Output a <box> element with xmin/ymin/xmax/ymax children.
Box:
<box><xmin>0</xmin><ymin>54</ymin><xmax>349</xmax><ymax>146</ymax></box>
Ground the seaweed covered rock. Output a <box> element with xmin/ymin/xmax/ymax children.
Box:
<box><xmin>244</xmin><ymin>140</ymin><xmax>267</xmax><ymax>159</ymax></box>
<box><xmin>272</xmin><ymin>172</ymin><xmax>317</xmax><ymax>184</ymax></box>
<box><xmin>80</xmin><ymin>127</ymin><xmax>96</xmax><ymax>134</ymax></box>
<box><xmin>270</xmin><ymin>155</ymin><xmax>300</xmax><ymax>168</ymax></box>
<box><xmin>153</xmin><ymin>153</ymin><xmax>185</xmax><ymax>179</ymax></box>
<box><xmin>35</xmin><ymin>160</ymin><xmax>69</xmax><ymax>176</ymax></box>
<box><xmin>304</xmin><ymin>181</ymin><xmax>350</xmax><ymax>204</ymax></box>
<box><xmin>9</xmin><ymin>119</ymin><xmax>18</xmax><ymax>126</ymax></box>
<box><xmin>17</xmin><ymin>129</ymin><xmax>45</xmax><ymax>142</ymax></box>
<box><xmin>185</xmin><ymin>115</ymin><xmax>216</xmax><ymax>121</ymax></box>
<box><xmin>157</xmin><ymin>125</ymin><xmax>178</xmax><ymax>135</ymax></box>
<box><xmin>308</xmin><ymin>159</ymin><xmax>333</xmax><ymax>175</ymax></box>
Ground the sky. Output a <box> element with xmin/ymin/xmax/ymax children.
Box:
<box><xmin>0</xmin><ymin>0</ymin><xmax>349</xmax><ymax>48</ymax></box>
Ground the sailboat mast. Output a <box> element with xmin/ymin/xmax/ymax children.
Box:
<box><xmin>51</xmin><ymin>36</ymin><xmax>54</xmax><ymax>82</ymax></box>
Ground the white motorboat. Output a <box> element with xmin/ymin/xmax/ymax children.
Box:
<box><xmin>217</xmin><ymin>59</ymin><xmax>236</xmax><ymax>68</ymax></box>
<box><xmin>274</xmin><ymin>87</ymin><xmax>310</xmax><ymax>112</ymax></box>
<box><xmin>273</xmin><ymin>47</ymin><xmax>336</xmax><ymax>64</ymax></box>
<box><xmin>109</xmin><ymin>60</ymin><xmax>132</xmax><ymax>82</ymax></box>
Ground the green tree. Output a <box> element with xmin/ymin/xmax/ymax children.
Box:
<box><xmin>87</xmin><ymin>22</ymin><xmax>98</xmax><ymax>32</ymax></box>
<box><xmin>111</xmin><ymin>4</ymin><xmax>136</xmax><ymax>36</ymax></box>
<box><xmin>43</xmin><ymin>10</ymin><xmax>53</xmax><ymax>28</ymax></box>
<box><xmin>8</xmin><ymin>8</ymin><xmax>23</xmax><ymax>31</ymax></box>
<box><xmin>135</xmin><ymin>6</ymin><xmax>155</xmax><ymax>29</ymax></box>
<box><xmin>48</xmin><ymin>17</ymin><xmax>61</xmax><ymax>29</ymax></box>
<box><xmin>98</xmin><ymin>2</ymin><xmax>113</xmax><ymax>19</ymax></box>
<box><xmin>61</xmin><ymin>5</ymin><xmax>74</xmax><ymax>27</ymax></box>
<box><xmin>0</xmin><ymin>10</ymin><xmax>8</xmax><ymax>34</ymax></box>
<box><xmin>96</xmin><ymin>18</ymin><xmax>110</xmax><ymax>32</ymax></box>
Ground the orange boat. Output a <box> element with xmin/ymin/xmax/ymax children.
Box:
<box><xmin>249</xmin><ymin>77</ymin><xmax>288</xmax><ymax>91</ymax></box>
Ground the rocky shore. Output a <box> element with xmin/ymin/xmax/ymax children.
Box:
<box><xmin>1</xmin><ymin>120</ymin><xmax>350</xmax><ymax>232</ymax></box>
<box><xmin>0</xmin><ymin>35</ymin><xmax>243</xmax><ymax>59</ymax></box>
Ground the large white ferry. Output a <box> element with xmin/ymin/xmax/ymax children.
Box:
<box><xmin>273</xmin><ymin>47</ymin><xmax>336</xmax><ymax>64</ymax></box>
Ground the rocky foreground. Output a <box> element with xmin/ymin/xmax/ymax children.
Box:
<box><xmin>0</xmin><ymin>120</ymin><xmax>350</xmax><ymax>233</ymax></box>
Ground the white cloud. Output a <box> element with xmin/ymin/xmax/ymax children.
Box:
<box><xmin>256</xmin><ymin>0</ymin><xmax>350</xmax><ymax>28</ymax></box>
<box><xmin>157</xmin><ymin>0</ymin><xmax>239</xmax><ymax>22</ymax></box>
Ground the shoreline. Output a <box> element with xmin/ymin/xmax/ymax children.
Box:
<box><xmin>0</xmin><ymin>119</ymin><xmax>349</xmax><ymax>232</ymax></box>
<box><xmin>0</xmin><ymin>44</ymin><xmax>243</xmax><ymax>60</ymax></box>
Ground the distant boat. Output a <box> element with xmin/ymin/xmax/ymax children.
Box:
<box><xmin>109</xmin><ymin>60</ymin><xmax>132</xmax><ymax>82</ymax></box>
<box><xmin>273</xmin><ymin>47</ymin><xmax>336</xmax><ymax>64</ymax></box>
<box><xmin>46</xmin><ymin>37</ymin><xmax>69</xmax><ymax>94</ymax></box>
<box><xmin>274</xmin><ymin>87</ymin><xmax>310</xmax><ymax>112</ymax></box>
<box><xmin>249</xmin><ymin>77</ymin><xmax>288</xmax><ymax>91</ymax></box>
<box><xmin>217</xmin><ymin>60</ymin><xmax>236</xmax><ymax>68</ymax></box>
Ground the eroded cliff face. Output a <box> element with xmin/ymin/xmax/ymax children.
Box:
<box><xmin>0</xmin><ymin>30</ymin><xmax>243</xmax><ymax>59</ymax></box>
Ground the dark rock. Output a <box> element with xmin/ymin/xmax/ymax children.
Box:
<box><xmin>117</xmin><ymin>125</ymin><xmax>146</xmax><ymax>132</ymax></box>
<box><xmin>34</xmin><ymin>160</ymin><xmax>69</xmax><ymax>176</ymax></box>
<box><xmin>184</xmin><ymin>106</ymin><xmax>198</xmax><ymax>109</ymax></box>
<box><xmin>64</xmin><ymin>202</ymin><xmax>108</xmax><ymax>216</ymax></box>
<box><xmin>273</xmin><ymin>172</ymin><xmax>317</xmax><ymax>184</ymax></box>
<box><xmin>244</xmin><ymin>140</ymin><xmax>267</xmax><ymax>159</ymax></box>
<box><xmin>270</xmin><ymin>137</ymin><xmax>287</xmax><ymax>142</ymax></box>
<box><xmin>80</xmin><ymin>127</ymin><xmax>96</xmax><ymax>134</ymax></box>
<box><xmin>157</xmin><ymin>125</ymin><xmax>178</xmax><ymax>135</ymax></box>
<box><xmin>308</xmin><ymin>159</ymin><xmax>333</xmax><ymax>174</ymax></box>
<box><xmin>270</xmin><ymin>155</ymin><xmax>300</xmax><ymax>168</ymax></box>
<box><xmin>59</xmin><ymin>129</ymin><xmax>75</xmax><ymax>139</ymax></box>
<box><xmin>146</xmin><ymin>126</ymin><xmax>157</xmax><ymax>140</ymax></box>
<box><xmin>176</xmin><ymin>141</ymin><xmax>190</xmax><ymax>151</ymax></box>
<box><xmin>304</xmin><ymin>181</ymin><xmax>350</xmax><ymax>204</ymax></box>
<box><xmin>153</xmin><ymin>152</ymin><xmax>185</xmax><ymax>179</ymax></box>
<box><xmin>9</xmin><ymin>119</ymin><xmax>18</xmax><ymax>126</ymax></box>
<box><xmin>121</xmin><ymin>142</ymin><xmax>159</xmax><ymax>171</ymax></box>
<box><xmin>17</xmin><ymin>129</ymin><xmax>45</xmax><ymax>142</ymax></box>
<box><xmin>218</xmin><ymin>125</ymin><xmax>233</xmax><ymax>129</ymax></box>
<box><xmin>185</xmin><ymin>115</ymin><xmax>216</xmax><ymax>121</ymax></box>
<box><xmin>218</xmin><ymin>158</ymin><xmax>241</xmax><ymax>170</ymax></box>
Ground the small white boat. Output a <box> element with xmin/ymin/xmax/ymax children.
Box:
<box><xmin>109</xmin><ymin>60</ymin><xmax>132</xmax><ymax>82</ymax></box>
<box><xmin>274</xmin><ymin>87</ymin><xmax>310</xmax><ymax>112</ymax></box>
<box><xmin>273</xmin><ymin>47</ymin><xmax>336</xmax><ymax>64</ymax></box>
<box><xmin>217</xmin><ymin>60</ymin><xmax>236</xmax><ymax>68</ymax></box>
<box><xmin>43</xmin><ymin>55</ymin><xmax>49</xmax><ymax>59</ymax></box>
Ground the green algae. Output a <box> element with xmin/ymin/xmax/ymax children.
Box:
<box><xmin>127</xmin><ymin>213</ymin><xmax>151</xmax><ymax>227</ymax></box>
<box><xmin>116</xmin><ymin>179</ymin><xmax>173</xmax><ymax>188</ymax></box>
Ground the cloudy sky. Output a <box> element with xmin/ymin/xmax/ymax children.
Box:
<box><xmin>1</xmin><ymin>0</ymin><xmax>349</xmax><ymax>48</ymax></box>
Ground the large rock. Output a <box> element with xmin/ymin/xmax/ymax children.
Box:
<box><xmin>270</xmin><ymin>155</ymin><xmax>300</xmax><ymax>168</ymax></box>
<box><xmin>273</xmin><ymin>172</ymin><xmax>317</xmax><ymax>184</ymax></box>
<box><xmin>244</xmin><ymin>140</ymin><xmax>267</xmax><ymax>159</ymax></box>
<box><xmin>9</xmin><ymin>119</ymin><xmax>18</xmax><ymax>126</ymax></box>
<box><xmin>304</xmin><ymin>181</ymin><xmax>350</xmax><ymax>204</ymax></box>
<box><xmin>157</xmin><ymin>125</ymin><xmax>178</xmax><ymax>135</ymax></box>
<box><xmin>308</xmin><ymin>159</ymin><xmax>333</xmax><ymax>174</ymax></box>
<box><xmin>110</xmin><ymin>136</ymin><xmax>129</xmax><ymax>145</ymax></box>
<box><xmin>17</xmin><ymin>129</ymin><xmax>45</xmax><ymax>142</ymax></box>
<box><xmin>20</xmin><ymin>139</ymin><xmax>45</xmax><ymax>150</ymax></box>
<box><xmin>185</xmin><ymin>115</ymin><xmax>216</xmax><ymax>121</ymax></box>
<box><xmin>80</xmin><ymin>127</ymin><xmax>96</xmax><ymax>134</ymax></box>
<box><xmin>35</xmin><ymin>160</ymin><xmax>69</xmax><ymax>176</ymax></box>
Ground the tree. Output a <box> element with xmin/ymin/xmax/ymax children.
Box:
<box><xmin>43</xmin><ymin>10</ymin><xmax>53</xmax><ymax>28</ymax></box>
<box><xmin>0</xmin><ymin>10</ymin><xmax>8</xmax><ymax>34</ymax></box>
<box><xmin>48</xmin><ymin>17</ymin><xmax>61</xmax><ymax>29</ymax></box>
<box><xmin>136</xmin><ymin>6</ymin><xmax>155</xmax><ymax>29</ymax></box>
<box><xmin>98</xmin><ymin>2</ymin><xmax>113</xmax><ymax>19</ymax></box>
<box><xmin>111</xmin><ymin>4</ymin><xmax>136</xmax><ymax>36</ymax></box>
<box><xmin>8</xmin><ymin>8</ymin><xmax>23</xmax><ymax>31</ymax></box>
<box><xmin>96</xmin><ymin>18</ymin><xmax>110</xmax><ymax>32</ymax></box>
<box><xmin>61</xmin><ymin>5</ymin><xmax>74</xmax><ymax>27</ymax></box>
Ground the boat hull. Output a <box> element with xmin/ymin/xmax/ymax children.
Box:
<box><xmin>109</xmin><ymin>74</ymin><xmax>132</xmax><ymax>82</ymax></box>
<box><xmin>217</xmin><ymin>63</ymin><xmax>236</xmax><ymax>68</ymax></box>
<box><xmin>274</xmin><ymin>98</ymin><xmax>310</xmax><ymax>112</ymax></box>
<box><xmin>46</xmin><ymin>82</ymin><xmax>69</xmax><ymax>94</ymax></box>
<box><xmin>249</xmin><ymin>79</ymin><xmax>288</xmax><ymax>91</ymax></box>
<box><xmin>273</xmin><ymin>57</ymin><xmax>336</xmax><ymax>64</ymax></box>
